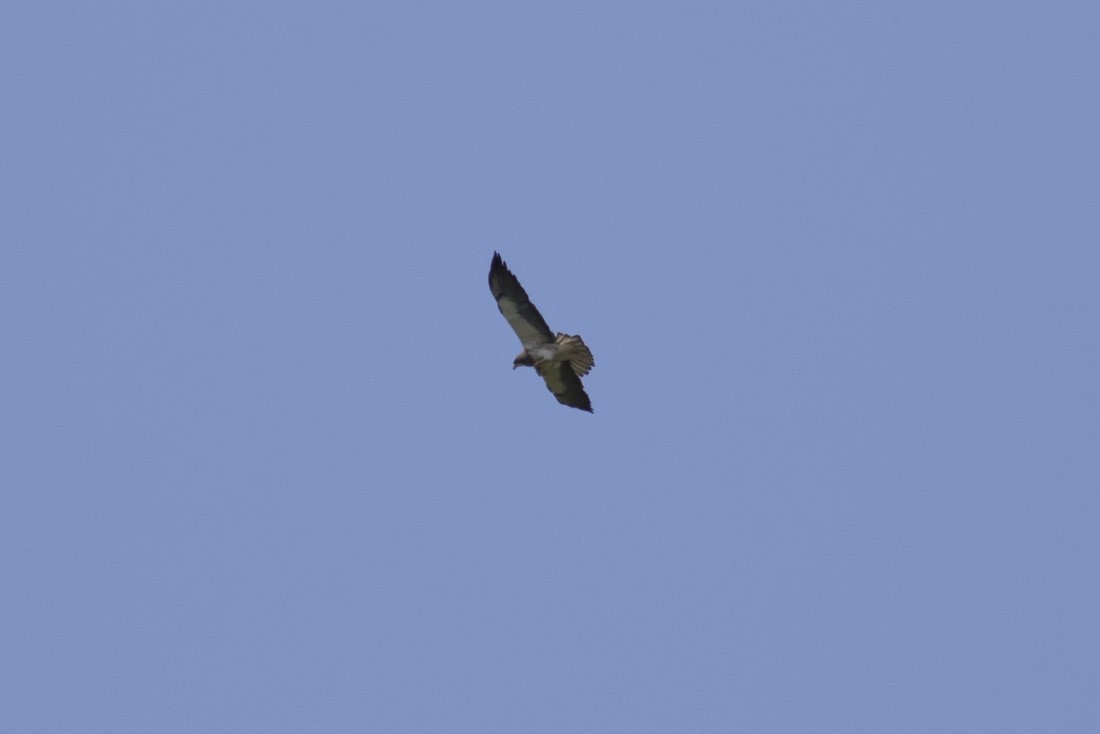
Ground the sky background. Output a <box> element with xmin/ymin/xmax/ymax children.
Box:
<box><xmin>2</xmin><ymin>2</ymin><xmax>1098</xmax><ymax>732</ymax></box>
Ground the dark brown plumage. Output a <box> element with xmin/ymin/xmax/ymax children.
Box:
<box><xmin>488</xmin><ymin>252</ymin><xmax>595</xmax><ymax>412</ymax></box>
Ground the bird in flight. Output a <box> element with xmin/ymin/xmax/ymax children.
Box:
<box><xmin>488</xmin><ymin>252</ymin><xmax>595</xmax><ymax>412</ymax></box>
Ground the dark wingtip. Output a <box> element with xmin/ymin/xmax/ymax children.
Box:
<box><xmin>489</xmin><ymin>251</ymin><xmax>507</xmax><ymax>279</ymax></box>
<box><xmin>574</xmin><ymin>397</ymin><xmax>594</xmax><ymax>413</ymax></box>
<box><xmin>489</xmin><ymin>251</ymin><xmax>503</xmax><ymax>288</ymax></box>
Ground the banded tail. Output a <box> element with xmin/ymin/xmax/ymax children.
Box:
<box><xmin>555</xmin><ymin>333</ymin><xmax>595</xmax><ymax>377</ymax></box>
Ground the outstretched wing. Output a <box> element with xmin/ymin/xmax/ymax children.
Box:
<box><xmin>489</xmin><ymin>252</ymin><xmax>554</xmax><ymax>349</ymax></box>
<box><xmin>539</xmin><ymin>361</ymin><xmax>594</xmax><ymax>413</ymax></box>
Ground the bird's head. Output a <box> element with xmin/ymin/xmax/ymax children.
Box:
<box><xmin>513</xmin><ymin>352</ymin><xmax>535</xmax><ymax>370</ymax></box>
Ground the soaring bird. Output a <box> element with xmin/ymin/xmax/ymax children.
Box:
<box><xmin>488</xmin><ymin>252</ymin><xmax>595</xmax><ymax>412</ymax></box>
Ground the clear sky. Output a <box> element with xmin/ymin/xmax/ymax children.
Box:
<box><xmin>3</xmin><ymin>2</ymin><xmax>1098</xmax><ymax>732</ymax></box>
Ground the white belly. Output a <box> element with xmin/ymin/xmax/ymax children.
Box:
<box><xmin>531</xmin><ymin>344</ymin><xmax>559</xmax><ymax>363</ymax></box>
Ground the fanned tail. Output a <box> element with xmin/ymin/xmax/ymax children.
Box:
<box><xmin>555</xmin><ymin>333</ymin><xmax>595</xmax><ymax>377</ymax></box>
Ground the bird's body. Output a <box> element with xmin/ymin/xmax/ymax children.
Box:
<box><xmin>519</xmin><ymin>334</ymin><xmax>592</xmax><ymax>373</ymax></box>
<box><xmin>488</xmin><ymin>252</ymin><xmax>595</xmax><ymax>412</ymax></box>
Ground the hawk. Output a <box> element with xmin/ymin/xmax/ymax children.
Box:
<box><xmin>488</xmin><ymin>252</ymin><xmax>595</xmax><ymax>412</ymax></box>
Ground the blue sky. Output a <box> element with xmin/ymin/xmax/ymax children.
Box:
<box><xmin>2</xmin><ymin>2</ymin><xmax>1098</xmax><ymax>731</ymax></box>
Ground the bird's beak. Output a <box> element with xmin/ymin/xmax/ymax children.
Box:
<box><xmin>512</xmin><ymin>364</ymin><xmax>519</xmax><ymax>370</ymax></box>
